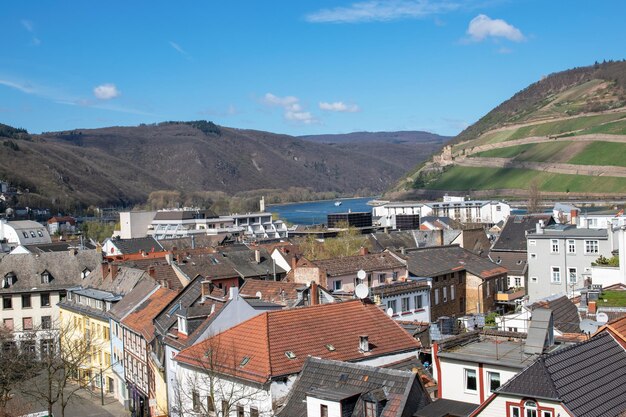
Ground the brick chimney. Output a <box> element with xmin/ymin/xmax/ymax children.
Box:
<box><xmin>359</xmin><ymin>247</ymin><xmax>369</xmax><ymax>256</ymax></box>
<box><xmin>110</xmin><ymin>264</ymin><xmax>119</xmax><ymax>280</ymax></box>
<box><xmin>437</xmin><ymin>229</ymin><xmax>444</xmax><ymax>246</ymax></box>
<box><xmin>588</xmin><ymin>300</ymin><xmax>597</xmax><ymax>314</ymax></box>
<box><xmin>101</xmin><ymin>261</ymin><xmax>109</xmax><ymax>278</ymax></box>
<box><xmin>570</xmin><ymin>209</ymin><xmax>578</xmax><ymax>225</ymax></box>
<box><xmin>148</xmin><ymin>266</ymin><xmax>156</xmax><ymax>278</ymax></box>
<box><xmin>291</xmin><ymin>255</ymin><xmax>298</xmax><ymax>270</ymax></box>
<box><xmin>310</xmin><ymin>281</ymin><xmax>319</xmax><ymax>306</ymax></box>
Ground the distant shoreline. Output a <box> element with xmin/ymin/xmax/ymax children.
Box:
<box><xmin>267</xmin><ymin>196</ymin><xmax>379</xmax><ymax>208</ymax></box>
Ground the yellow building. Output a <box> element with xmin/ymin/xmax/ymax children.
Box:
<box><xmin>58</xmin><ymin>288</ymin><xmax>117</xmax><ymax>394</ymax></box>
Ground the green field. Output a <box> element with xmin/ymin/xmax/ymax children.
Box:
<box><xmin>568</xmin><ymin>141</ymin><xmax>626</xmax><ymax>167</ymax></box>
<box><xmin>576</xmin><ymin>118</ymin><xmax>626</xmax><ymax>135</ymax></box>
<box><xmin>473</xmin><ymin>142</ymin><xmax>571</xmax><ymax>162</ymax></box>
<box><xmin>505</xmin><ymin>113</ymin><xmax>626</xmax><ymax>141</ymax></box>
<box><xmin>600</xmin><ymin>290</ymin><xmax>626</xmax><ymax>307</ymax></box>
<box><xmin>425</xmin><ymin>166</ymin><xmax>626</xmax><ymax>193</ymax></box>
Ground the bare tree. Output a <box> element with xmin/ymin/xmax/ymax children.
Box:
<box><xmin>0</xmin><ymin>328</ymin><xmax>39</xmax><ymax>417</ymax></box>
<box><xmin>527</xmin><ymin>180</ymin><xmax>542</xmax><ymax>214</ymax></box>
<box><xmin>21</xmin><ymin>319</ymin><xmax>102</xmax><ymax>417</ymax></box>
<box><xmin>172</xmin><ymin>337</ymin><xmax>271</xmax><ymax>417</ymax></box>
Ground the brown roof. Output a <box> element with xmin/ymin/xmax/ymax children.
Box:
<box><xmin>312</xmin><ymin>252</ymin><xmax>405</xmax><ymax>277</ymax></box>
<box><xmin>122</xmin><ymin>287</ymin><xmax>178</xmax><ymax>342</ymax></box>
<box><xmin>598</xmin><ymin>316</ymin><xmax>626</xmax><ymax>345</ymax></box>
<box><xmin>239</xmin><ymin>280</ymin><xmax>306</xmax><ymax>306</ymax></box>
<box><xmin>118</xmin><ymin>258</ymin><xmax>184</xmax><ymax>291</ymax></box>
<box><xmin>175</xmin><ymin>299</ymin><xmax>421</xmax><ymax>383</ymax></box>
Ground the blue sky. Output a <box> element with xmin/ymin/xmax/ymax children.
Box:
<box><xmin>1</xmin><ymin>1</ymin><xmax>625</xmax><ymax>136</ymax></box>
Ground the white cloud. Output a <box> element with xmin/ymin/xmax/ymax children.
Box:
<box><xmin>466</xmin><ymin>14</ymin><xmax>524</xmax><ymax>42</ymax></box>
<box><xmin>305</xmin><ymin>0</ymin><xmax>460</xmax><ymax>23</ymax></box>
<box><xmin>93</xmin><ymin>83</ymin><xmax>120</xmax><ymax>100</ymax></box>
<box><xmin>319</xmin><ymin>101</ymin><xmax>360</xmax><ymax>112</ymax></box>
<box><xmin>21</xmin><ymin>20</ymin><xmax>34</xmax><ymax>32</ymax></box>
<box><xmin>262</xmin><ymin>93</ymin><xmax>317</xmax><ymax>124</ymax></box>
<box><xmin>0</xmin><ymin>79</ymin><xmax>37</xmax><ymax>94</ymax></box>
<box><xmin>169</xmin><ymin>41</ymin><xmax>193</xmax><ymax>60</ymax></box>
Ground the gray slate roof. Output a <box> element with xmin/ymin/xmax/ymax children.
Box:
<box><xmin>491</xmin><ymin>214</ymin><xmax>555</xmax><ymax>252</ymax></box>
<box><xmin>400</xmin><ymin>245</ymin><xmax>506</xmax><ymax>279</ymax></box>
<box><xmin>110</xmin><ymin>237</ymin><xmax>163</xmax><ymax>254</ymax></box>
<box><xmin>497</xmin><ymin>331</ymin><xmax>626</xmax><ymax>416</ymax></box>
<box><xmin>82</xmin><ymin>264</ymin><xmax>149</xmax><ymax>296</ymax></box>
<box><xmin>530</xmin><ymin>295</ymin><xmax>581</xmax><ymax>334</ymax></box>
<box><xmin>413</xmin><ymin>399</ymin><xmax>477</xmax><ymax>417</ymax></box>
<box><xmin>0</xmin><ymin>250</ymin><xmax>102</xmax><ymax>294</ymax></box>
<box><xmin>277</xmin><ymin>357</ymin><xmax>431</xmax><ymax>417</ymax></box>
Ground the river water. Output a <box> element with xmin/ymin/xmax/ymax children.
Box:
<box><xmin>269</xmin><ymin>197</ymin><xmax>377</xmax><ymax>225</ymax></box>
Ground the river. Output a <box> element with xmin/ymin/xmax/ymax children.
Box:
<box><xmin>269</xmin><ymin>197</ymin><xmax>377</xmax><ymax>225</ymax></box>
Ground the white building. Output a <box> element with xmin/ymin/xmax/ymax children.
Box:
<box><xmin>371</xmin><ymin>280</ymin><xmax>431</xmax><ymax>323</ymax></box>
<box><xmin>0</xmin><ymin>219</ymin><xmax>52</xmax><ymax>252</ymax></box>
<box><xmin>116</xmin><ymin>211</ymin><xmax>156</xmax><ymax>239</ymax></box>
<box><xmin>372</xmin><ymin>201</ymin><xmax>431</xmax><ymax>229</ymax></box>
<box><xmin>231</xmin><ymin>212</ymin><xmax>288</xmax><ymax>240</ymax></box>
<box><xmin>428</xmin><ymin>198</ymin><xmax>510</xmax><ymax>225</ymax></box>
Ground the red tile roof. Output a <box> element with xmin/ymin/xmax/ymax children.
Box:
<box><xmin>122</xmin><ymin>287</ymin><xmax>178</xmax><ymax>342</ymax></box>
<box><xmin>598</xmin><ymin>315</ymin><xmax>626</xmax><ymax>345</ymax></box>
<box><xmin>312</xmin><ymin>252</ymin><xmax>405</xmax><ymax>277</ymax></box>
<box><xmin>175</xmin><ymin>299</ymin><xmax>421</xmax><ymax>383</ymax></box>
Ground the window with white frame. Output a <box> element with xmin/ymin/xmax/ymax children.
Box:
<box><xmin>487</xmin><ymin>371</ymin><xmax>500</xmax><ymax>392</ymax></box>
<box><xmin>387</xmin><ymin>299</ymin><xmax>397</xmax><ymax>314</ymax></box>
<box><xmin>551</xmin><ymin>267</ymin><xmax>561</xmax><ymax>283</ymax></box>
<box><xmin>541</xmin><ymin>411</ymin><xmax>553</xmax><ymax>417</ymax></box>
<box><xmin>451</xmin><ymin>284</ymin><xmax>455</xmax><ymax>300</ymax></box>
<box><xmin>584</xmin><ymin>240</ymin><xmax>599</xmax><ymax>254</ymax></box>
<box><xmin>414</xmin><ymin>294</ymin><xmax>423</xmax><ymax>309</ymax></box>
<box><xmin>333</xmin><ymin>280</ymin><xmax>342</xmax><ymax>291</ymax></box>
<box><xmin>515</xmin><ymin>277</ymin><xmax>522</xmax><ymax>286</ymax></box>
<box><xmin>529</xmin><ymin>240</ymin><xmax>536</xmax><ymax>246</ymax></box>
<box><xmin>567</xmin><ymin>239</ymin><xmax>576</xmax><ymax>253</ymax></box>
<box><xmin>550</xmin><ymin>239</ymin><xmax>559</xmax><ymax>253</ymax></box>
<box><xmin>525</xmin><ymin>401</ymin><xmax>538</xmax><ymax>417</ymax></box>
<box><xmin>509</xmin><ymin>406</ymin><xmax>521</xmax><ymax>417</ymax></box>
<box><xmin>568</xmin><ymin>267</ymin><xmax>577</xmax><ymax>283</ymax></box>
<box><xmin>464</xmin><ymin>368</ymin><xmax>477</xmax><ymax>392</ymax></box>
<box><xmin>401</xmin><ymin>297</ymin><xmax>410</xmax><ymax>312</ymax></box>
<box><xmin>434</xmin><ymin>289</ymin><xmax>439</xmax><ymax>305</ymax></box>
<box><xmin>443</xmin><ymin>286</ymin><xmax>448</xmax><ymax>303</ymax></box>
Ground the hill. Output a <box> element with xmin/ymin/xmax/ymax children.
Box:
<box><xmin>0</xmin><ymin>121</ymin><xmax>447</xmax><ymax>210</ymax></box>
<box><xmin>393</xmin><ymin>60</ymin><xmax>626</xmax><ymax>200</ymax></box>
<box><xmin>300</xmin><ymin>131</ymin><xmax>449</xmax><ymax>144</ymax></box>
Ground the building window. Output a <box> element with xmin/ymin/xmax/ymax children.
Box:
<box><xmin>392</xmin><ymin>271</ymin><xmax>398</xmax><ymax>281</ymax></box>
<box><xmin>236</xmin><ymin>405</ymin><xmax>244</xmax><ymax>417</ymax></box>
<box><xmin>584</xmin><ymin>240</ymin><xmax>599</xmax><ymax>254</ymax></box>
<box><xmin>530</xmin><ymin>253</ymin><xmax>537</xmax><ymax>259</ymax></box>
<box><xmin>567</xmin><ymin>239</ymin><xmax>576</xmax><ymax>253</ymax></box>
<box><xmin>529</xmin><ymin>240</ymin><xmax>536</xmax><ymax>246</ymax></box>
<box><xmin>192</xmin><ymin>390</ymin><xmax>200</xmax><ymax>412</ymax></box>
<box><xmin>464</xmin><ymin>368</ymin><xmax>477</xmax><ymax>392</ymax></box>
<box><xmin>414</xmin><ymin>294</ymin><xmax>423</xmax><ymax>309</ymax></box>
<box><xmin>22</xmin><ymin>294</ymin><xmax>31</xmax><ymax>308</ymax></box>
<box><xmin>541</xmin><ymin>412</ymin><xmax>553</xmax><ymax>417</ymax></box>
<box><xmin>41</xmin><ymin>316</ymin><xmax>51</xmax><ymax>330</ymax></box>
<box><xmin>434</xmin><ymin>289</ymin><xmax>439</xmax><ymax>305</ymax></box>
<box><xmin>3</xmin><ymin>318</ymin><xmax>14</xmax><ymax>331</ymax></box>
<box><xmin>531</xmin><ymin>276</ymin><xmax>538</xmax><ymax>283</ymax></box>
<box><xmin>515</xmin><ymin>277</ymin><xmax>522</xmax><ymax>287</ymax></box>
<box><xmin>41</xmin><ymin>271</ymin><xmax>52</xmax><ymax>284</ymax></box>
<box><xmin>207</xmin><ymin>396</ymin><xmax>215</xmax><ymax>413</ymax></box>
<box><xmin>551</xmin><ymin>267</ymin><xmax>561</xmax><ymax>283</ymax></box>
<box><xmin>333</xmin><ymin>280</ymin><xmax>342</xmax><ymax>291</ymax></box>
<box><xmin>3</xmin><ymin>297</ymin><xmax>12</xmax><ymax>310</ymax></box>
<box><xmin>568</xmin><ymin>268</ymin><xmax>577</xmax><ymax>284</ymax></box>
<box><xmin>487</xmin><ymin>372</ymin><xmax>500</xmax><ymax>392</ymax></box>
<box><xmin>550</xmin><ymin>239</ymin><xmax>559</xmax><ymax>253</ymax></box>
<box><xmin>41</xmin><ymin>293</ymin><xmax>51</xmax><ymax>307</ymax></box>
<box><xmin>250</xmin><ymin>407</ymin><xmax>259</xmax><ymax>417</ymax></box>
<box><xmin>451</xmin><ymin>284</ymin><xmax>455</xmax><ymax>300</ymax></box>
<box><xmin>320</xmin><ymin>405</ymin><xmax>328</xmax><ymax>417</ymax></box>
<box><xmin>378</xmin><ymin>273</ymin><xmax>386</xmax><ymax>284</ymax></box>
<box><xmin>365</xmin><ymin>401</ymin><xmax>376</xmax><ymax>417</ymax></box>
<box><xmin>443</xmin><ymin>286</ymin><xmax>448</xmax><ymax>302</ymax></box>
<box><xmin>23</xmin><ymin>317</ymin><xmax>33</xmax><ymax>331</ymax></box>
<box><xmin>387</xmin><ymin>299</ymin><xmax>397</xmax><ymax>314</ymax></box>
<box><xmin>509</xmin><ymin>406</ymin><xmax>521</xmax><ymax>417</ymax></box>
<box><xmin>401</xmin><ymin>297</ymin><xmax>410</xmax><ymax>312</ymax></box>
<box><xmin>525</xmin><ymin>401</ymin><xmax>537</xmax><ymax>417</ymax></box>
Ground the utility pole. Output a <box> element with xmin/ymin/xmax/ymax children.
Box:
<box><xmin>100</xmin><ymin>367</ymin><xmax>104</xmax><ymax>406</ymax></box>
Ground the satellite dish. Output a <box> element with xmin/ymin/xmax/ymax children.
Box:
<box><xmin>355</xmin><ymin>283</ymin><xmax>369</xmax><ymax>300</ymax></box>
<box><xmin>386</xmin><ymin>307</ymin><xmax>394</xmax><ymax>317</ymax></box>
<box><xmin>255</xmin><ymin>291</ymin><xmax>262</xmax><ymax>299</ymax></box>
<box><xmin>596</xmin><ymin>312</ymin><xmax>609</xmax><ymax>324</ymax></box>
<box><xmin>357</xmin><ymin>269</ymin><xmax>366</xmax><ymax>280</ymax></box>
<box><xmin>579</xmin><ymin>318</ymin><xmax>599</xmax><ymax>334</ymax></box>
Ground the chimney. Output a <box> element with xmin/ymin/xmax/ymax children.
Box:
<box><xmin>536</xmin><ymin>221</ymin><xmax>544</xmax><ymax>234</ymax></box>
<box><xmin>260</xmin><ymin>196</ymin><xmax>266</xmax><ymax>212</ymax></box>
<box><xmin>291</xmin><ymin>255</ymin><xmax>298</xmax><ymax>270</ymax></box>
<box><xmin>229</xmin><ymin>286</ymin><xmax>239</xmax><ymax>300</ymax></box>
<box><xmin>255</xmin><ymin>249</ymin><xmax>261</xmax><ymax>264</ymax></box>
<box><xmin>359</xmin><ymin>247</ymin><xmax>369</xmax><ymax>256</ymax></box>
<box><xmin>359</xmin><ymin>335</ymin><xmax>370</xmax><ymax>352</ymax></box>
<box><xmin>165</xmin><ymin>253</ymin><xmax>173</xmax><ymax>265</ymax></box>
<box><xmin>110</xmin><ymin>264</ymin><xmax>119</xmax><ymax>280</ymax></box>
<box><xmin>570</xmin><ymin>209</ymin><xmax>578</xmax><ymax>225</ymax></box>
<box><xmin>101</xmin><ymin>261</ymin><xmax>109</xmax><ymax>278</ymax></box>
<box><xmin>588</xmin><ymin>300</ymin><xmax>597</xmax><ymax>314</ymax></box>
<box><xmin>437</xmin><ymin>229</ymin><xmax>444</xmax><ymax>246</ymax></box>
<box><xmin>191</xmin><ymin>235</ymin><xmax>196</xmax><ymax>250</ymax></box>
<box><xmin>400</xmin><ymin>247</ymin><xmax>406</xmax><ymax>255</ymax></box>
<box><xmin>310</xmin><ymin>281</ymin><xmax>319</xmax><ymax>306</ymax></box>
<box><xmin>148</xmin><ymin>266</ymin><xmax>156</xmax><ymax>278</ymax></box>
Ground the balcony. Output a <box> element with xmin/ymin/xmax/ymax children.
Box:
<box><xmin>496</xmin><ymin>288</ymin><xmax>525</xmax><ymax>302</ymax></box>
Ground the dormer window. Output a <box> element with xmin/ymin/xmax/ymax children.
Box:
<box><xmin>2</xmin><ymin>273</ymin><xmax>16</xmax><ymax>288</ymax></box>
<box><xmin>30</xmin><ymin>231</ymin><xmax>36</xmax><ymax>238</ymax></box>
<box><xmin>240</xmin><ymin>356</ymin><xmax>250</xmax><ymax>367</ymax></box>
<box><xmin>81</xmin><ymin>268</ymin><xmax>91</xmax><ymax>279</ymax></box>
<box><xmin>41</xmin><ymin>271</ymin><xmax>52</xmax><ymax>284</ymax></box>
<box><xmin>37</xmin><ymin>230</ymin><xmax>43</xmax><ymax>237</ymax></box>
<box><xmin>22</xmin><ymin>231</ymin><xmax>28</xmax><ymax>238</ymax></box>
<box><xmin>364</xmin><ymin>401</ymin><xmax>377</xmax><ymax>417</ymax></box>
<box><xmin>359</xmin><ymin>335</ymin><xmax>370</xmax><ymax>352</ymax></box>
<box><xmin>285</xmin><ymin>351</ymin><xmax>296</xmax><ymax>359</ymax></box>
<box><xmin>177</xmin><ymin>315</ymin><xmax>188</xmax><ymax>336</ymax></box>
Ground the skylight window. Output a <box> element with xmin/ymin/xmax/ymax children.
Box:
<box><xmin>325</xmin><ymin>344</ymin><xmax>335</xmax><ymax>352</ymax></box>
<box><xmin>285</xmin><ymin>351</ymin><xmax>296</xmax><ymax>359</ymax></box>
<box><xmin>240</xmin><ymin>356</ymin><xmax>250</xmax><ymax>367</ymax></box>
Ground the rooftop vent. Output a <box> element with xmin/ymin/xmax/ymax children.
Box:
<box><xmin>285</xmin><ymin>351</ymin><xmax>296</xmax><ymax>360</ymax></box>
<box><xmin>325</xmin><ymin>344</ymin><xmax>336</xmax><ymax>352</ymax></box>
<box><xmin>240</xmin><ymin>356</ymin><xmax>250</xmax><ymax>367</ymax></box>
